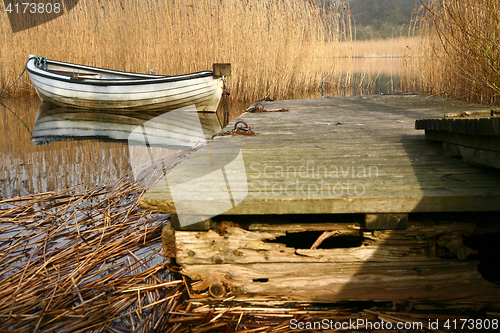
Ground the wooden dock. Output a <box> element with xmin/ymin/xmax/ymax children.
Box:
<box><xmin>141</xmin><ymin>95</ymin><xmax>500</xmax><ymax>305</ymax></box>
<box><xmin>416</xmin><ymin>110</ymin><xmax>500</xmax><ymax>169</ymax></box>
<box><xmin>141</xmin><ymin>94</ymin><xmax>500</xmax><ymax>218</ymax></box>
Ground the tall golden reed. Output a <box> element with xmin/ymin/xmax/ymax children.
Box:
<box><xmin>405</xmin><ymin>0</ymin><xmax>500</xmax><ymax>105</ymax></box>
<box><xmin>1</xmin><ymin>0</ymin><xmax>352</xmax><ymax>102</ymax></box>
<box><xmin>337</xmin><ymin>36</ymin><xmax>418</xmax><ymax>58</ymax></box>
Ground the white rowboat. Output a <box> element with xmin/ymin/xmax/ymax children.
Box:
<box><xmin>26</xmin><ymin>56</ymin><xmax>225</xmax><ymax>111</ymax></box>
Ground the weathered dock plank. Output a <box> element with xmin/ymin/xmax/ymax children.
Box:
<box><xmin>416</xmin><ymin>112</ymin><xmax>500</xmax><ymax>169</ymax></box>
<box><xmin>166</xmin><ymin>221</ymin><xmax>500</xmax><ymax>303</ymax></box>
<box><xmin>141</xmin><ymin>95</ymin><xmax>500</xmax><ymax>219</ymax></box>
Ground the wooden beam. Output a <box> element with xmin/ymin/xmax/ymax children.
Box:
<box><xmin>364</xmin><ymin>213</ymin><xmax>408</xmax><ymax>230</ymax></box>
<box><xmin>165</xmin><ymin>222</ymin><xmax>500</xmax><ymax>304</ymax></box>
<box><xmin>443</xmin><ymin>142</ymin><xmax>500</xmax><ymax>169</ymax></box>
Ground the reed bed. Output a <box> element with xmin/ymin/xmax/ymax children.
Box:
<box><xmin>285</xmin><ymin>36</ymin><xmax>419</xmax><ymax>97</ymax></box>
<box><xmin>403</xmin><ymin>0</ymin><xmax>500</xmax><ymax>105</ymax></box>
<box><xmin>0</xmin><ymin>151</ymin><xmax>194</xmax><ymax>332</ymax></box>
<box><xmin>1</xmin><ymin>0</ymin><xmax>352</xmax><ymax>102</ymax></box>
<box><xmin>337</xmin><ymin>36</ymin><xmax>419</xmax><ymax>58</ymax></box>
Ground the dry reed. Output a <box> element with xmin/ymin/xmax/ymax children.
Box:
<box><xmin>404</xmin><ymin>0</ymin><xmax>500</xmax><ymax>105</ymax></box>
<box><xmin>311</xmin><ymin>37</ymin><xmax>419</xmax><ymax>97</ymax></box>
<box><xmin>337</xmin><ymin>36</ymin><xmax>419</xmax><ymax>58</ymax></box>
<box><xmin>1</xmin><ymin>0</ymin><xmax>353</xmax><ymax>102</ymax></box>
<box><xmin>0</xmin><ymin>151</ymin><xmax>192</xmax><ymax>332</ymax></box>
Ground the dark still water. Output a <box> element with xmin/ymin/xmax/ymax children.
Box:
<box><xmin>0</xmin><ymin>58</ymin><xmax>413</xmax><ymax>199</ymax></box>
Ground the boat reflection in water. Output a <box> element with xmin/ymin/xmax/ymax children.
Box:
<box><xmin>32</xmin><ymin>102</ymin><xmax>222</xmax><ymax>148</ymax></box>
<box><xmin>32</xmin><ymin>102</ymin><xmax>222</xmax><ymax>173</ymax></box>
<box><xmin>32</xmin><ymin>102</ymin><xmax>248</xmax><ymax>228</ymax></box>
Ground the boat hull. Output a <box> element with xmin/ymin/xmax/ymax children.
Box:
<box><xmin>26</xmin><ymin>58</ymin><xmax>224</xmax><ymax>112</ymax></box>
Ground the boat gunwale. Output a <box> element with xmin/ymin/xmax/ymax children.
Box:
<box><xmin>26</xmin><ymin>58</ymin><xmax>216</xmax><ymax>86</ymax></box>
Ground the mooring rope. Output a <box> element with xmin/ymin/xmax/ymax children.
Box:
<box><xmin>0</xmin><ymin>55</ymin><xmax>42</xmax><ymax>97</ymax></box>
<box><xmin>35</xmin><ymin>56</ymin><xmax>48</xmax><ymax>71</ymax></box>
<box><xmin>0</xmin><ymin>68</ymin><xmax>28</xmax><ymax>97</ymax></box>
<box><xmin>0</xmin><ymin>102</ymin><xmax>32</xmax><ymax>135</ymax></box>
<box><xmin>0</xmin><ymin>55</ymin><xmax>45</xmax><ymax>136</ymax></box>
<box><xmin>222</xmin><ymin>76</ymin><xmax>230</xmax><ymax>127</ymax></box>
